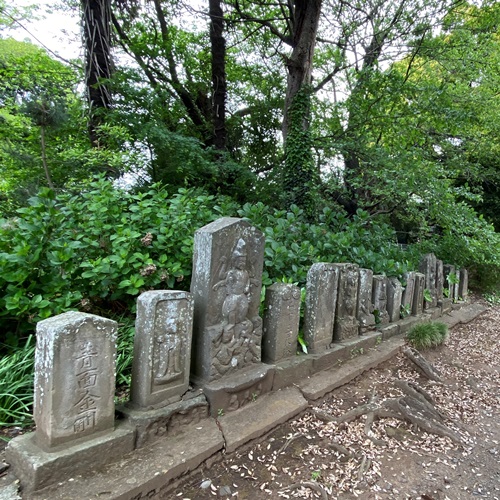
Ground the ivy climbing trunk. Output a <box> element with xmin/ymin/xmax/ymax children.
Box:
<box><xmin>81</xmin><ymin>0</ymin><xmax>113</xmax><ymax>151</ymax></box>
<box><xmin>282</xmin><ymin>0</ymin><xmax>322</xmax><ymax>215</ymax></box>
<box><xmin>209</xmin><ymin>0</ymin><xmax>227</xmax><ymax>151</ymax></box>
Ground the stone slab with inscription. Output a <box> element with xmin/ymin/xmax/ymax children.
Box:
<box><xmin>303</xmin><ymin>263</ymin><xmax>339</xmax><ymax>353</ymax></box>
<box><xmin>190</xmin><ymin>218</ymin><xmax>265</xmax><ymax>384</ymax></box>
<box><xmin>372</xmin><ymin>275</ymin><xmax>390</xmax><ymax>325</ymax></box>
<box><xmin>443</xmin><ymin>264</ymin><xmax>456</xmax><ymax>302</ymax></box>
<box><xmin>419</xmin><ymin>253</ymin><xmax>437</xmax><ymax>308</ymax></box>
<box><xmin>34</xmin><ymin>311</ymin><xmax>118</xmax><ymax>451</ymax></box>
<box><xmin>401</xmin><ymin>271</ymin><xmax>416</xmax><ymax>315</ymax></box>
<box><xmin>333</xmin><ymin>263</ymin><xmax>360</xmax><ymax>341</ymax></box>
<box><xmin>357</xmin><ymin>268</ymin><xmax>375</xmax><ymax>332</ymax></box>
<box><xmin>387</xmin><ymin>277</ymin><xmax>403</xmax><ymax>323</ymax></box>
<box><xmin>130</xmin><ymin>290</ymin><xmax>193</xmax><ymax>409</ymax></box>
<box><xmin>458</xmin><ymin>268</ymin><xmax>469</xmax><ymax>301</ymax></box>
<box><xmin>262</xmin><ymin>283</ymin><xmax>301</xmax><ymax>363</ymax></box>
<box><xmin>412</xmin><ymin>272</ymin><xmax>426</xmax><ymax>315</ymax></box>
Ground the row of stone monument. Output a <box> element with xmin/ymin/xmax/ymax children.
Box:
<box><xmin>7</xmin><ymin>217</ymin><xmax>469</xmax><ymax>493</ymax></box>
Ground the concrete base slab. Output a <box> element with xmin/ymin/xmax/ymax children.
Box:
<box><xmin>6</xmin><ymin>422</ymin><xmax>135</xmax><ymax>494</ymax></box>
<box><xmin>271</xmin><ymin>356</ymin><xmax>314</xmax><ymax>391</ymax></box>
<box><xmin>298</xmin><ymin>337</ymin><xmax>405</xmax><ymax>401</ymax></box>
<box><xmin>218</xmin><ymin>387</ymin><xmax>308</xmax><ymax>453</ymax></box>
<box><xmin>399</xmin><ymin>314</ymin><xmax>428</xmax><ymax>336</ymax></box>
<box><xmin>118</xmin><ymin>393</ymin><xmax>209</xmax><ymax>448</ymax></box>
<box><xmin>203</xmin><ymin>363</ymin><xmax>275</xmax><ymax>417</ymax></box>
<box><xmin>30</xmin><ymin>418</ymin><xmax>224</xmax><ymax>500</ymax></box>
<box><xmin>380</xmin><ymin>323</ymin><xmax>400</xmax><ymax>340</ymax></box>
<box><xmin>442</xmin><ymin>302</ymin><xmax>488</xmax><ymax>328</ymax></box>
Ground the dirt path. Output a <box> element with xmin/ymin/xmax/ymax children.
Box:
<box><xmin>171</xmin><ymin>302</ymin><xmax>500</xmax><ymax>500</ymax></box>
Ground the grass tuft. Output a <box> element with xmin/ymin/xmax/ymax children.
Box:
<box><xmin>406</xmin><ymin>321</ymin><xmax>448</xmax><ymax>349</ymax></box>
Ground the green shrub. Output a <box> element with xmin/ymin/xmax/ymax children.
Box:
<box><xmin>406</xmin><ymin>321</ymin><xmax>449</xmax><ymax>349</ymax></box>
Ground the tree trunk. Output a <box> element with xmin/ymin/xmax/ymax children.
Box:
<box><xmin>81</xmin><ymin>0</ymin><xmax>113</xmax><ymax>149</ymax></box>
<box><xmin>209</xmin><ymin>0</ymin><xmax>227</xmax><ymax>151</ymax></box>
<box><xmin>282</xmin><ymin>0</ymin><xmax>322</xmax><ymax>144</ymax></box>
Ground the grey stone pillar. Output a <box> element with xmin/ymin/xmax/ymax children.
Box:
<box><xmin>130</xmin><ymin>290</ymin><xmax>194</xmax><ymax>409</ymax></box>
<box><xmin>262</xmin><ymin>283</ymin><xmax>301</xmax><ymax>363</ymax></box>
<box><xmin>387</xmin><ymin>277</ymin><xmax>403</xmax><ymax>323</ymax></box>
<box><xmin>357</xmin><ymin>268</ymin><xmax>375</xmax><ymax>332</ymax></box>
<box><xmin>443</xmin><ymin>264</ymin><xmax>456</xmax><ymax>301</ymax></box>
<box><xmin>412</xmin><ymin>272</ymin><xmax>425</xmax><ymax>315</ymax></box>
<box><xmin>372</xmin><ymin>275</ymin><xmax>390</xmax><ymax>325</ymax></box>
<box><xmin>458</xmin><ymin>268</ymin><xmax>469</xmax><ymax>301</ymax></box>
<box><xmin>34</xmin><ymin>312</ymin><xmax>118</xmax><ymax>451</ymax></box>
<box><xmin>401</xmin><ymin>271</ymin><xmax>416</xmax><ymax>315</ymax></box>
<box><xmin>419</xmin><ymin>253</ymin><xmax>437</xmax><ymax>308</ymax></box>
<box><xmin>435</xmin><ymin>259</ymin><xmax>444</xmax><ymax>302</ymax></box>
<box><xmin>303</xmin><ymin>263</ymin><xmax>339</xmax><ymax>353</ymax></box>
<box><xmin>333</xmin><ymin>263</ymin><xmax>360</xmax><ymax>341</ymax></box>
<box><xmin>190</xmin><ymin>218</ymin><xmax>265</xmax><ymax>383</ymax></box>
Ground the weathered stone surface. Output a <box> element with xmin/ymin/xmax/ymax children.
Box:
<box><xmin>372</xmin><ymin>275</ymin><xmax>390</xmax><ymax>325</ymax></box>
<box><xmin>419</xmin><ymin>253</ymin><xmax>438</xmax><ymax>308</ymax></box>
<box><xmin>5</xmin><ymin>422</ymin><xmax>135</xmax><ymax>494</ymax></box>
<box><xmin>412</xmin><ymin>272</ymin><xmax>425</xmax><ymax>315</ymax></box>
<box><xmin>458</xmin><ymin>268</ymin><xmax>469</xmax><ymax>301</ymax></box>
<box><xmin>190</xmin><ymin>218</ymin><xmax>265</xmax><ymax>383</ymax></box>
<box><xmin>443</xmin><ymin>264</ymin><xmax>456</xmax><ymax>302</ymax></box>
<box><xmin>436</xmin><ymin>259</ymin><xmax>444</xmax><ymax>302</ymax></box>
<box><xmin>298</xmin><ymin>337</ymin><xmax>404</xmax><ymax>401</ymax></box>
<box><xmin>34</xmin><ymin>311</ymin><xmax>118</xmax><ymax>451</ymax></box>
<box><xmin>401</xmin><ymin>271</ymin><xmax>416</xmax><ymax>315</ymax></box>
<box><xmin>262</xmin><ymin>283</ymin><xmax>301</xmax><ymax>363</ymax></box>
<box><xmin>357</xmin><ymin>268</ymin><xmax>375</xmax><ymax>332</ymax></box>
<box><xmin>440</xmin><ymin>297</ymin><xmax>453</xmax><ymax>314</ymax></box>
<box><xmin>218</xmin><ymin>387</ymin><xmax>308</xmax><ymax>453</ymax></box>
<box><xmin>203</xmin><ymin>364</ymin><xmax>275</xmax><ymax>416</ymax></box>
<box><xmin>380</xmin><ymin>323</ymin><xmax>400</xmax><ymax>340</ymax></box>
<box><xmin>333</xmin><ymin>263</ymin><xmax>360</xmax><ymax>341</ymax></box>
<box><xmin>119</xmin><ymin>393</ymin><xmax>209</xmax><ymax>448</ymax></box>
<box><xmin>130</xmin><ymin>291</ymin><xmax>193</xmax><ymax>409</ymax></box>
<box><xmin>271</xmin><ymin>356</ymin><xmax>314</xmax><ymax>391</ymax></box>
<box><xmin>303</xmin><ymin>263</ymin><xmax>339</xmax><ymax>353</ymax></box>
<box><xmin>29</xmin><ymin>420</ymin><xmax>224</xmax><ymax>500</ymax></box>
<box><xmin>387</xmin><ymin>277</ymin><xmax>403</xmax><ymax>323</ymax></box>
<box><xmin>398</xmin><ymin>314</ymin><xmax>428</xmax><ymax>336</ymax></box>
<box><xmin>440</xmin><ymin>302</ymin><xmax>487</xmax><ymax>328</ymax></box>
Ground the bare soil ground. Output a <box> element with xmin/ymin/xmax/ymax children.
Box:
<box><xmin>171</xmin><ymin>302</ymin><xmax>500</xmax><ymax>500</ymax></box>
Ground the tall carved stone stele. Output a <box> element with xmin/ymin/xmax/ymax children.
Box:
<box><xmin>387</xmin><ymin>277</ymin><xmax>403</xmax><ymax>323</ymax></box>
<box><xmin>443</xmin><ymin>264</ymin><xmax>456</xmax><ymax>302</ymax></box>
<box><xmin>190</xmin><ymin>217</ymin><xmax>265</xmax><ymax>383</ymax></box>
<box><xmin>262</xmin><ymin>283</ymin><xmax>301</xmax><ymax>363</ymax></box>
<box><xmin>458</xmin><ymin>268</ymin><xmax>469</xmax><ymax>301</ymax></box>
<box><xmin>303</xmin><ymin>263</ymin><xmax>339</xmax><ymax>353</ymax></box>
<box><xmin>130</xmin><ymin>290</ymin><xmax>193</xmax><ymax>409</ymax></box>
<box><xmin>333</xmin><ymin>263</ymin><xmax>360</xmax><ymax>340</ymax></box>
<box><xmin>357</xmin><ymin>268</ymin><xmax>375</xmax><ymax>332</ymax></box>
<box><xmin>413</xmin><ymin>272</ymin><xmax>426</xmax><ymax>315</ymax></box>
<box><xmin>419</xmin><ymin>253</ymin><xmax>437</xmax><ymax>308</ymax></box>
<box><xmin>401</xmin><ymin>271</ymin><xmax>416</xmax><ymax>314</ymax></box>
<box><xmin>372</xmin><ymin>275</ymin><xmax>390</xmax><ymax>325</ymax></box>
<box><xmin>435</xmin><ymin>259</ymin><xmax>444</xmax><ymax>302</ymax></box>
<box><xmin>34</xmin><ymin>311</ymin><xmax>117</xmax><ymax>450</ymax></box>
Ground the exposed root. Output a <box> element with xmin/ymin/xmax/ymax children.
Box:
<box><xmin>403</xmin><ymin>347</ymin><xmax>443</xmax><ymax>382</ymax></box>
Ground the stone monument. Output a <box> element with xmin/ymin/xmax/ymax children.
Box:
<box><xmin>303</xmin><ymin>263</ymin><xmax>339</xmax><ymax>352</ymax></box>
<box><xmin>458</xmin><ymin>268</ymin><xmax>469</xmax><ymax>301</ymax></box>
<box><xmin>419</xmin><ymin>253</ymin><xmax>437</xmax><ymax>308</ymax></box>
<box><xmin>262</xmin><ymin>283</ymin><xmax>301</xmax><ymax>363</ymax></box>
<box><xmin>401</xmin><ymin>271</ymin><xmax>416</xmax><ymax>315</ymax></box>
<box><xmin>357</xmin><ymin>268</ymin><xmax>375</xmax><ymax>332</ymax></box>
<box><xmin>387</xmin><ymin>277</ymin><xmax>403</xmax><ymax>323</ymax></box>
<box><xmin>443</xmin><ymin>264</ymin><xmax>456</xmax><ymax>302</ymax></box>
<box><xmin>190</xmin><ymin>218</ymin><xmax>265</xmax><ymax>383</ymax></box>
<box><xmin>130</xmin><ymin>290</ymin><xmax>194</xmax><ymax>408</ymax></box>
<box><xmin>435</xmin><ymin>259</ymin><xmax>444</xmax><ymax>302</ymax></box>
<box><xmin>333</xmin><ymin>263</ymin><xmax>360</xmax><ymax>340</ymax></box>
<box><xmin>372</xmin><ymin>275</ymin><xmax>390</xmax><ymax>325</ymax></box>
<box><xmin>412</xmin><ymin>272</ymin><xmax>426</xmax><ymax>315</ymax></box>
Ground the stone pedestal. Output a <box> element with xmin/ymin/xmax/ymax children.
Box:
<box><xmin>262</xmin><ymin>283</ymin><xmax>301</xmax><ymax>363</ymax></box>
<box><xmin>130</xmin><ymin>291</ymin><xmax>193</xmax><ymax>409</ymax></box>
<box><xmin>303</xmin><ymin>263</ymin><xmax>339</xmax><ymax>353</ymax></box>
<box><xmin>190</xmin><ymin>218</ymin><xmax>265</xmax><ymax>383</ymax></box>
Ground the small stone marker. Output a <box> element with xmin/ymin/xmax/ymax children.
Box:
<box><xmin>190</xmin><ymin>218</ymin><xmax>265</xmax><ymax>383</ymax></box>
<box><xmin>458</xmin><ymin>268</ymin><xmax>468</xmax><ymax>301</ymax></box>
<box><xmin>333</xmin><ymin>263</ymin><xmax>360</xmax><ymax>341</ymax></box>
<box><xmin>130</xmin><ymin>290</ymin><xmax>193</xmax><ymax>409</ymax></box>
<box><xmin>387</xmin><ymin>277</ymin><xmax>403</xmax><ymax>323</ymax></box>
<box><xmin>443</xmin><ymin>264</ymin><xmax>456</xmax><ymax>301</ymax></box>
<box><xmin>34</xmin><ymin>311</ymin><xmax>117</xmax><ymax>450</ymax></box>
<box><xmin>412</xmin><ymin>272</ymin><xmax>426</xmax><ymax>315</ymax></box>
<box><xmin>357</xmin><ymin>268</ymin><xmax>375</xmax><ymax>331</ymax></box>
<box><xmin>303</xmin><ymin>263</ymin><xmax>339</xmax><ymax>353</ymax></box>
<box><xmin>262</xmin><ymin>283</ymin><xmax>301</xmax><ymax>363</ymax></box>
<box><xmin>372</xmin><ymin>275</ymin><xmax>390</xmax><ymax>325</ymax></box>
<box><xmin>401</xmin><ymin>272</ymin><xmax>416</xmax><ymax>315</ymax></box>
<box><xmin>435</xmin><ymin>259</ymin><xmax>444</xmax><ymax>302</ymax></box>
<box><xmin>419</xmin><ymin>253</ymin><xmax>437</xmax><ymax>308</ymax></box>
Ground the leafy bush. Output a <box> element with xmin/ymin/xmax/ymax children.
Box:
<box><xmin>406</xmin><ymin>321</ymin><xmax>449</xmax><ymax>349</ymax></box>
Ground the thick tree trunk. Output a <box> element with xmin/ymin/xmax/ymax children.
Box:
<box><xmin>209</xmin><ymin>0</ymin><xmax>227</xmax><ymax>151</ymax></box>
<box><xmin>82</xmin><ymin>0</ymin><xmax>113</xmax><ymax>149</ymax></box>
<box><xmin>282</xmin><ymin>0</ymin><xmax>322</xmax><ymax>144</ymax></box>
